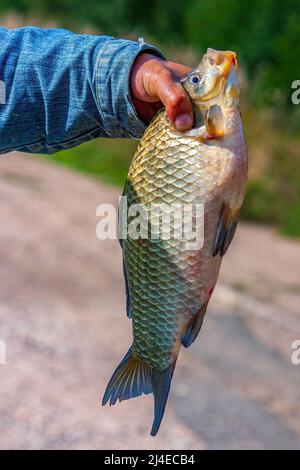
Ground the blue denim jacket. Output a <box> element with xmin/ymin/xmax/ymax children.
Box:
<box><xmin>0</xmin><ymin>27</ymin><xmax>164</xmax><ymax>154</ymax></box>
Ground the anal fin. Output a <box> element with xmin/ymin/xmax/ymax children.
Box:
<box><xmin>181</xmin><ymin>301</ymin><xmax>209</xmax><ymax>348</ymax></box>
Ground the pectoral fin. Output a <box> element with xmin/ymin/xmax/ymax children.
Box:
<box><xmin>205</xmin><ymin>105</ymin><xmax>225</xmax><ymax>138</ymax></box>
<box><xmin>213</xmin><ymin>203</ymin><xmax>240</xmax><ymax>257</ymax></box>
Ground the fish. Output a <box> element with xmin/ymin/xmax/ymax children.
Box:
<box><xmin>102</xmin><ymin>48</ymin><xmax>248</xmax><ymax>436</ymax></box>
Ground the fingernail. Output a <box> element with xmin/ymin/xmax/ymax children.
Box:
<box><xmin>175</xmin><ymin>113</ymin><xmax>193</xmax><ymax>131</ymax></box>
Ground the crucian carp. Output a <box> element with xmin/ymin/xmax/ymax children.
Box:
<box><xmin>102</xmin><ymin>48</ymin><xmax>248</xmax><ymax>436</ymax></box>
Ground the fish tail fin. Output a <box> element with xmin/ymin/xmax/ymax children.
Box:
<box><xmin>150</xmin><ymin>364</ymin><xmax>175</xmax><ymax>436</ymax></box>
<box><xmin>102</xmin><ymin>346</ymin><xmax>176</xmax><ymax>436</ymax></box>
<box><xmin>102</xmin><ymin>346</ymin><xmax>152</xmax><ymax>405</ymax></box>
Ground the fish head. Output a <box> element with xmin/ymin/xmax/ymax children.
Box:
<box><xmin>183</xmin><ymin>48</ymin><xmax>240</xmax><ymax>111</ymax></box>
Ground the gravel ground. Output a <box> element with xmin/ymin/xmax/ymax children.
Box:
<box><xmin>0</xmin><ymin>152</ymin><xmax>299</xmax><ymax>449</ymax></box>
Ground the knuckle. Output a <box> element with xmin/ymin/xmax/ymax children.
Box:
<box><xmin>152</xmin><ymin>60</ymin><xmax>167</xmax><ymax>73</ymax></box>
<box><xmin>168</xmin><ymin>92</ymin><xmax>185</xmax><ymax>108</ymax></box>
<box><xmin>160</xmin><ymin>67</ymin><xmax>173</xmax><ymax>81</ymax></box>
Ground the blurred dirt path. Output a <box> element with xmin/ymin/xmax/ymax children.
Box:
<box><xmin>0</xmin><ymin>153</ymin><xmax>299</xmax><ymax>450</ymax></box>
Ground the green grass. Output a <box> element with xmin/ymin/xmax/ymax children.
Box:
<box><xmin>243</xmin><ymin>181</ymin><xmax>300</xmax><ymax>239</ymax></box>
<box><xmin>47</xmin><ymin>138</ymin><xmax>137</xmax><ymax>187</ymax></box>
<box><xmin>242</xmin><ymin>119</ymin><xmax>300</xmax><ymax>238</ymax></box>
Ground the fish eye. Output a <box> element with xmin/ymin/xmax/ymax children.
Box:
<box><xmin>190</xmin><ymin>75</ymin><xmax>200</xmax><ymax>85</ymax></box>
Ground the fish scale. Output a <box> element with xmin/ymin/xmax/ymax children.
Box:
<box><xmin>124</xmin><ymin>110</ymin><xmax>216</xmax><ymax>370</ymax></box>
<box><xmin>103</xmin><ymin>49</ymin><xmax>248</xmax><ymax>436</ymax></box>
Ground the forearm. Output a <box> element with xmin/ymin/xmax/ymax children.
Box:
<box><xmin>0</xmin><ymin>27</ymin><xmax>164</xmax><ymax>154</ymax></box>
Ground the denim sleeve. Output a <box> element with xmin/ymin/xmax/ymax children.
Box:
<box><xmin>0</xmin><ymin>27</ymin><xmax>165</xmax><ymax>154</ymax></box>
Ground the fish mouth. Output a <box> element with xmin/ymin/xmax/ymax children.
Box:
<box><xmin>226</xmin><ymin>61</ymin><xmax>239</xmax><ymax>88</ymax></box>
<box><xmin>206</xmin><ymin>48</ymin><xmax>238</xmax><ymax>79</ymax></box>
<box><xmin>200</xmin><ymin>49</ymin><xmax>239</xmax><ymax>105</ymax></box>
<box><xmin>221</xmin><ymin>52</ymin><xmax>238</xmax><ymax>79</ymax></box>
<box><xmin>193</xmin><ymin>49</ymin><xmax>239</xmax><ymax>109</ymax></box>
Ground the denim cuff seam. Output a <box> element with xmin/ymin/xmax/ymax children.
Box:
<box><xmin>95</xmin><ymin>38</ymin><xmax>165</xmax><ymax>138</ymax></box>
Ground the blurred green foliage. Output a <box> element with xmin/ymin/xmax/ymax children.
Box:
<box><xmin>48</xmin><ymin>139</ymin><xmax>135</xmax><ymax>187</ymax></box>
<box><xmin>2</xmin><ymin>0</ymin><xmax>300</xmax><ymax>236</ymax></box>
<box><xmin>2</xmin><ymin>0</ymin><xmax>299</xmax><ymax>110</ymax></box>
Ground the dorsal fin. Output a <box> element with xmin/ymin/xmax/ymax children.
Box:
<box><xmin>122</xmin><ymin>258</ymin><xmax>131</xmax><ymax>318</ymax></box>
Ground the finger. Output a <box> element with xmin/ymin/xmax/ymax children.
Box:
<box><xmin>164</xmin><ymin>61</ymin><xmax>192</xmax><ymax>80</ymax></box>
<box><xmin>133</xmin><ymin>97</ymin><xmax>162</xmax><ymax>123</ymax></box>
<box><xmin>153</xmin><ymin>68</ymin><xmax>193</xmax><ymax>131</ymax></box>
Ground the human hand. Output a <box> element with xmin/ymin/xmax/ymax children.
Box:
<box><xmin>130</xmin><ymin>53</ymin><xmax>193</xmax><ymax>132</ymax></box>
